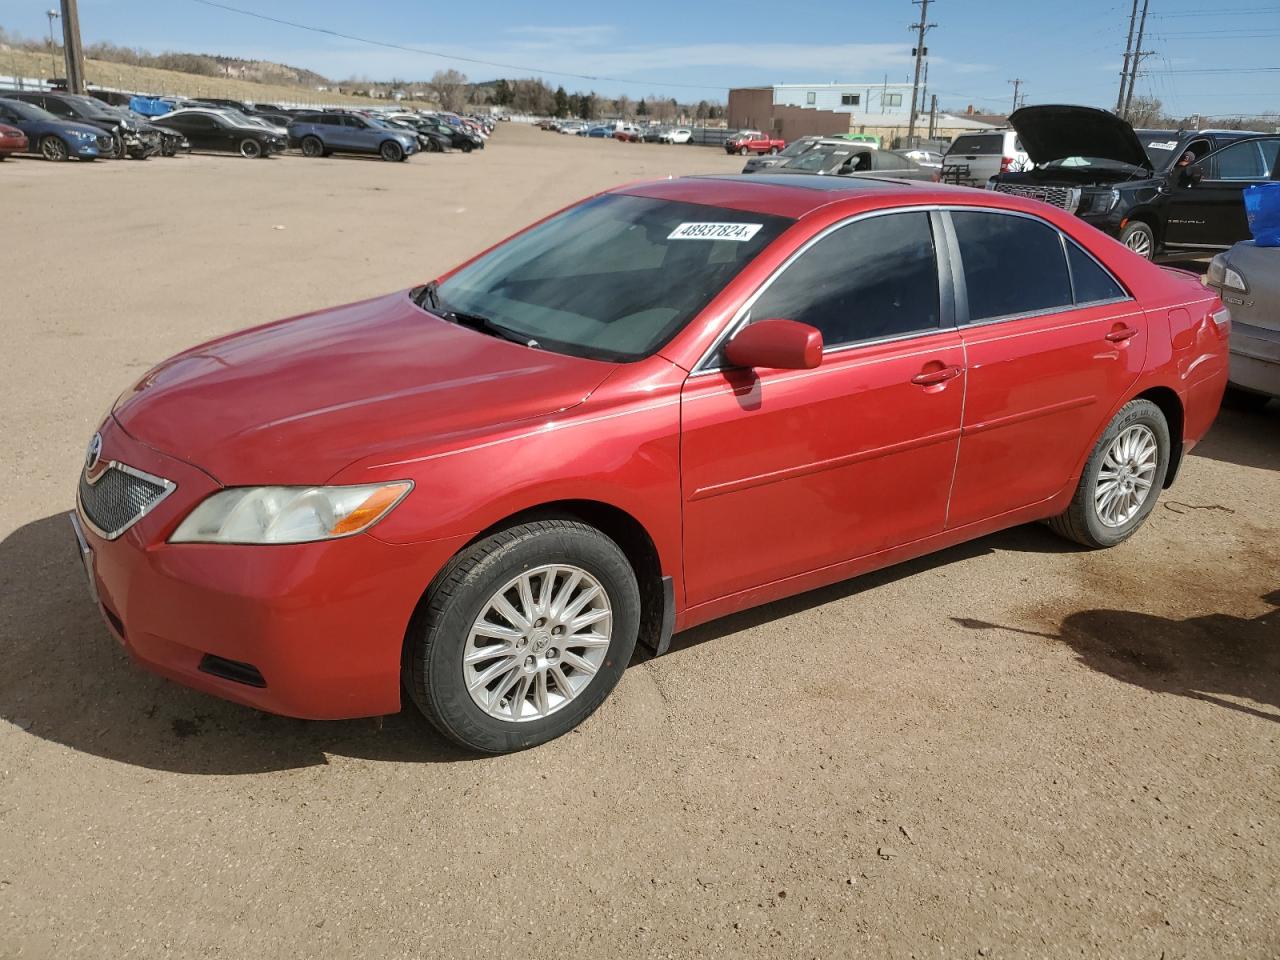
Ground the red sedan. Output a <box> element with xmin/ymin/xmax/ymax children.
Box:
<box><xmin>0</xmin><ymin>123</ymin><xmax>28</xmax><ymax>159</ymax></box>
<box><xmin>72</xmin><ymin>175</ymin><xmax>1229</xmax><ymax>752</ymax></box>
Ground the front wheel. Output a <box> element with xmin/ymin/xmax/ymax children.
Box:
<box><xmin>1119</xmin><ymin>221</ymin><xmax>1155</xmax><ymax>260</ymax></box>
<box><xmin>1047</xmin><ymin>399</ymin><xmax>1170</xmax><ymax>548</ymax></box>
<box><xmin>239</xmin><ymin>138</ymin><xmax>262</xmax><ymax>159</ymax></box>
<box><xmin>404</xmin><ymin>519</ymin><xmax>640</xmax><ymax>753</ymax></box>
<box><xmin>459</xmin><ymin>140</ymin><xmax>473</xmax><ymax>153</ymax></box>
<box><xmin>40</xmin><ymin>135</ymin><xmax>69</xmax><ymax>162</ymax></box>
<box><xmin>300</xmin><ymin>135</ymin><xmax>324</xmax><ymax>158</ymax></box>
<box><xmin>380</xmin><ymin>140</ymin><xmax>403</xmax><ymax>162</ymax></box>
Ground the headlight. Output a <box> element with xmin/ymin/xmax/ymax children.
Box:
<box><xmin>1107</xmin><ymin>188</ymin><xmax>1121</xmax><ymax>211</ymax></box>
<box><xmin>72</xmin><ymin>130</ymin><xmax>97</xmax><ymax>141</ymax></box>
<box><xmin>170</xmin><ymin>481</ymin><xmax>412</xmax><ymax>544</ymax></box>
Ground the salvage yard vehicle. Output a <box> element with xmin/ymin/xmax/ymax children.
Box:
<box><xmin>1206</xmin><ymin>241</ymin><xmax>1279</xmax><ymax>408</ymax></box>
<box><xmin>0</xmin><ymin>122</ymin><xmax>27</xmax><ymax>159</ymax></box>
<box><xmin>991</xmin><ymin>105</ymin><xmax>1280</xmax><ymax>260</ymax></box>
<box><xmin>659</xmin><ymin>127</ymin><xmax>692</xmax><ymax>144</ymax></box>
<box><xmin>155</xmin><ymin>108</ymin><xmax>286</xmax><ymax>158</ymax></box>
<box><xmin>0</xmin><ymin>97</ymin><xmax>112</xmax><ymax>161</ymax></box>
<box><xmin>769</xmin><ymin>141</ymin><xmax>934</xmax><ymax>180</ymax></box>
<box><xmin>288</xmin><ymin>111</ymin><xmax>420</xmax><ymax>161</ymax></box>
<box><xmin>940</xmin><ymin>129</ymin><xmax>1030</xmax><ymax>186</ymax></box>
<box><xmin>71</xmin><ymin>174</ymin><xmax>1229</xmax><ymax>753</ymax></box>
<box><xmin>742</xmin><ymin>135</ymin><xmax>824</xmax><ymax>173</ymax></box>
<box><xmin>726</xmin><ymin>129</ymin><xmax>786</xmax><ymax>156</ymax></box>
<box><xmin>1</xmin><ymin>90</ymin><xmax>158</xmax><ymax>158</ymax></box>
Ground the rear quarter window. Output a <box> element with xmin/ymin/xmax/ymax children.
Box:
<box><xmin>948</xmin><ymin>135</ymin><xmax>1002</xmax><ymax>156</ymax></box>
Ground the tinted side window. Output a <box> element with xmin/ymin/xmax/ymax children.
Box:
<box><xmin>42</xmin><ymin>97</ymin><xmax>74</xmax><ymax>117</ymax></box>
<box><xmin>1212</xmin><ymin>140</ymin><xmax>1266</xmax><ymax>180</ymax></box>
<box><xmin>1066</xmin><ymin>241</ymin><xmax>1125</xmax><ymax>305</ymax></box>
<box><xmin>1261</xmin><ymin>139</ymin><xmax>1280</xmax><ymax>177</ymax></box>
<box><xmin>748</xmin><ymin>212</ymin><xmax>940</xmax><ymax>349</ymax></box>
<box><xmin>952</xmin><ymin>211</ymin><xmax>1073</xmax><ymax>322</ymax></box>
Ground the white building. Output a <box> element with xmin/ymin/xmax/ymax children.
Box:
<box><xmin>770</xmin><ymin>82</ymin><xmax>917</xmax><ymax>118</ymax></box>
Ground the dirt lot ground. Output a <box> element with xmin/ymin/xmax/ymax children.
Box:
<box><xmin>2</xmin><ymin>123</ymin><xmax>1277</xmax><ymax>959</ymax></box>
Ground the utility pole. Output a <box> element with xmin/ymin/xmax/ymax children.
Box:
<box><xmin>45</xmin><ymin>9</ymin><xmax>60</xmax><ymax>81</ymax></box>
<box><xmin>1008</xmin><ymin>78</ymin><xmax>1025</xmax><ymax>113</ymax></box>
<box><xmin>907</xmin><ymin>0</ymin><xmax>935</xmax><ymax>140</ymax></box>
<box><xmin>1116</xmin><ymin>0</ymin><xmax>1140</xmax><ymax>114</ymax></box>
<box><xmin>60</xmin><ymin>0</ymin><xmax>86</xmax><ymax>94</ymax></box>
<box><xmin>1122</xmin><ymin>0</ymin><xmax>1150</xmax><ymax>120</ymax></box>
<box><xmin>928</xmin><ymin>93</ymin><xmax>938</xmax><ymax>140</ymax></box>
<box><xmin>919</xmin><ymin>61</ymin><xmax>929</xmax><ymax>122</ymax></box>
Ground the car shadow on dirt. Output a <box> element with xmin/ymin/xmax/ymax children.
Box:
<box><xmin>952</xmin><ymin>593</ymin><xmax>1280</xmax><ymax>724</ymax></box>
<box><xmin>0</xmin><ymin>513</ymin><xmax>1081</xmax><ymax>774</ymax></box>
<box><xmin>1191</xmin><ymin>402</ymin><xmax>1279</xmax><ymax>472</ymax></box>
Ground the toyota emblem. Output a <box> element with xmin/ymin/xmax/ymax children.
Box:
<box><xmin>85</xmin><ymin>433</ymin><xmax>103</xmax><ymax>472</ymax></box>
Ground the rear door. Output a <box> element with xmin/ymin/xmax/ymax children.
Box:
<box><xmin>1166</xmin><ymin>138</ymin><xmax>1280</xmax><ymax>249</ymax></box>
<box><xmin>945</xmin><ymin>209</ymin><xmax>1145</xmax><ymax>528</ymax></box>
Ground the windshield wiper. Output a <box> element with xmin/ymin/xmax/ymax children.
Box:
<box><xmin>413</xmin><ymin>283</ymin><xmax>539</xmax><ymax>348</ymax></box>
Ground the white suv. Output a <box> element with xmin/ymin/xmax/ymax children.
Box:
<box><xmin>940</xmin><ymin>130</ymin><xmax>1030</xmax><ymax>187</ymax></box>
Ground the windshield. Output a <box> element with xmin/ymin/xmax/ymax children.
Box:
<box><xmin>785</xmin><ymin>146</ymin><xmax>867</xmax><ymax>172</ymax></box>
<box><xmin>0</xmin><ymin>99</ymin><xmax>55</xmax><ymax>121</ymax></box>
<box><xmin>778</xmin><ymin>139</ymin><xmax>817</xmax><ymax>158</ymax></box>
<box><xmin>1138</xmin><ymin>134</ymin><xmax>1181</xmax><ymax>172</ymax></box>
<box><xmin>431</xmin><ymin>194</ymin><xmax>791</xmax><ymax>362</ymax></box>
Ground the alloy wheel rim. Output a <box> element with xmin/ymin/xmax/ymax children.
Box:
<box><xmin>43</xmin><ymin>138</ymin><xmax>66</xmax><ymax>160</ymax></box>
<box><xmin>1095</xmin><ymin>424</ymin><xmax>1158</xmax><ymax>527</ymax></box>
<box><xmin>463</xmin><ymin>564</ymin><xmax>613</xmax><ymax>723</ymax></box>
<box><xmin>1125</xmin><ymin>230</ymin><xmax>1152</xmax><ymax>257</ymax></box>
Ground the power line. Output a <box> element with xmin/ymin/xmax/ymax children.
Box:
<box><xmin>187</xmin><ymin>0</ymin><xmax>729</xmax><ymax>93</ymax></box>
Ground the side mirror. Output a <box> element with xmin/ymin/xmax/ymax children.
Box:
<box><xmin>724</xmin><ymin>318</ymin><xmax>823</xmax><ymax>370</ymax></box>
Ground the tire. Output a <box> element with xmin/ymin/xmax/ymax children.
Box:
<box><xmin>427</xmin><ymin>138</ymin><xmax>442</xmax><ymax>153</ymax></box>
<box><xmin>1119</xmin><ymin>221</ymin><xmax>1156</xmax><ymax>260</ymax></box>
<box><xmin>40</xmin><ymin>135</ymin><xmax>68</xmax><ymax>162</ymax></box>
<box><xmin>300</xmin><ymin>135</ymin><xmax>324</xmax><ymax>158</ymax></box>
<box><xmin>459</xmin><ymin>140</ymin><xmax>473</xmax><ymax>153</ymax></box>
<box><xmin>739</xmin><ymin>145</ymin><xmax>750</xmax><ymax>156</ymax></box>
<box><xmin>768</xmin><ymin>146</ymin><xmax>779</xmax><ymax>155</ymax></box>
<box><xmin>239</xmin><ymin>138</ymin><xmax>262</xmax><ymax>159</ymax></box>
<box><xmin>380</xmin><ymin>140</ymin><xmax>403</xmax><ymax>162</ymax></box>
<box><xmin>404</xmin><ymin>519</ymin><xmax>641</xmax><ymax>754</ymax></box>
<box><xmin>1047</xmin><ymin>399</ymin><xmax>1170</xmax><ymax>548</ymax></box>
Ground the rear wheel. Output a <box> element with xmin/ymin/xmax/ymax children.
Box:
<box><xmin>380</xmin><ymin>140</ymin><xmax>403</xmax><ymax>162</ymax></box>
<box><xmin>1047</xmin><ymin>399</ymin><xmax>1170</xmax><ymax>548</ymax></box>
<box><xmin>1120</xmin><ymin>221</ymin><xmax>1155</xmax><ymax>260</ymax></box>
<box><xmin>239</xmin><ymin>138</ymin><xmax>262</xmax><ymax>159</ymax></box>
<box><xmin>404</xmin><ymin>519</ymin><xmax>640</xmax><ymax>754</ymax></box>
<box><xmin>739</xmin><ymin>145</ymin><xmax>750</xmax><ymax>156</ymax></box>
<box><xmin>40</xmin><ymin>135</ymin><xmax>68</xmax><ymax>162</ymax></box>
<box><xmin>300</xmin><ymin>135</ymin><xmax>324</xmax><ymax>158</ymax></box>
<box><xmin>768</xmin><ymin>146</ymin><xmax>779</xmax><ymax>155</ymax></box>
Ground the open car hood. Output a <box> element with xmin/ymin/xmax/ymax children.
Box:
<box><xmin>1009</xmin><ymin>104</ymin><xmax>1151</xmax><ymax>171</ymax></box>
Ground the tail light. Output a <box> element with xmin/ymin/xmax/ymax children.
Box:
<box><xmin>1211</xmin><ymin>306</ymin><xmax>1231</xmax><ymax>334</ymax></box>
<box><xmin>999</xmin><ymin>155</ymin><xmax>1015</xmax><ymax>173</ymax></box>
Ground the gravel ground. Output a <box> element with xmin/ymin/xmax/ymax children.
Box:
<box><xmin>2</xmin><ymin>123</ymin><xmax>1277</xmax><ymax>960</ymax></box>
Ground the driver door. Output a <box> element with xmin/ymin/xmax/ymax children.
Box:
<box><xmin>1165</xmin><ymin>138</ymin><xmax>1280</xmax><ymax>248</ymax></box>
<box><xmin>680</xmin><ymin>211</ymin><xmax>964</xmax><ymax>606</ymax></box>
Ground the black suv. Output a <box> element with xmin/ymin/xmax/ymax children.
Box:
<box><xmin>990</xmin><ymin>105</ymin><xmax>1279</xmax><ymax>259</ymax></box>
<box><xmin>0</xmin><ymin>90</ymin><xmax>160</xmax><ymax>158</ymax></box>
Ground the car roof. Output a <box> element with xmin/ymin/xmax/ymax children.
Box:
<box><xmin>615</xmin><ymin>174</ymin><xmax>992</xmax><ymax>218</ymax></box>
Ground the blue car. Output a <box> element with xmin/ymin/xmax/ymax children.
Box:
<box><xmin>286</xmin><ymin>111</ymin><xmax>420</xmax><ymax>161</ymax></box>
<box><xmin>585</xmin><ymin>126</ymin><xmax>613</xmax><ymax>138</ymax></box>
<box><xmin>0</xmin><ymin>97</ymin><xmax>110</xmax><ymax>161</ymax></box>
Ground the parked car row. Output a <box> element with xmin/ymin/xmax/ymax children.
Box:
<box><xmin>538</xmin><ymin>118</ymin><xmax>694</xmax><ymax>143</ymax></box>
<box><xmin>740</xmin><ymin>136</ymin><xmax>933</xmax><ymax>182</ymax></box>
<box><xmin>0</xmin><ymin>90</ymin><xmax>495</xmax><ymax>163</ymax></box>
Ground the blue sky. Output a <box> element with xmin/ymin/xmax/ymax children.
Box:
<box><xmin>2</xmin><ymin>0</ymin><xmax>1277</xmax><ymax>116</ymax></box>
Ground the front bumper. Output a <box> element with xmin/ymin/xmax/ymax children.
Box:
<box><xmin>71</xmin><ymin>418</ymin><xmax>468</xmax><ymax>719</ymax></box>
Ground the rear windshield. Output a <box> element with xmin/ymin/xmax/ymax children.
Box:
<box><xmin>432</xmin><ymin>194</ymin><xmax>791</xmax><ymax>362</ymax></box>
<box><xmin>948</xmin><ymin>135</ymin><xmax>1004</xmax><ymax>155</ymax></box>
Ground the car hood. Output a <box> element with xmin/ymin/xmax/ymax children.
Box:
<box><xmin>1009</xmin><ymin>104</ymin><xmax>1151</xmax><ymax>170</ymax></box>
<box><xmin>113</xmin><ymin>291</ymin><xmax>618</xmax><ymax>485</ymax></box>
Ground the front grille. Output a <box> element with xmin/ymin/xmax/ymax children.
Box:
<box><xmin>993</xmin><ymin>182</ymin><xmax>1082</xmax><ymax>213</ymax></box>
<box><xmin>78</xmin><ymin>464</ymin><xmax>173</xmax><ymax>539</ymax></box>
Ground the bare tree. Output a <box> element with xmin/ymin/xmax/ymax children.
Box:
<box><xmin>1125</xmin><ymin>95</ymin><xmax>1166</xmax><ymax>128</ymax></box>
<box><xmin>615</xmin><ymin>94</ymin><xmax>632</xmax><ymax>119</ymax></box>
<box><xmin>429</xmin><ymin>69</ymin><xmax>471</xmax><ymax>113</ymax></box>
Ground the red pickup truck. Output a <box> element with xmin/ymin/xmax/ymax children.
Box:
<box><xmin>724</xmin><ymin>130</ymin><xmax>786</xmax><ymax>156</ymax></box>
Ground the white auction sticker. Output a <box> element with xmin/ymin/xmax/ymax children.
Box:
<box><xmin>1147</xmin><ymin>140</ymin><xmax>1178</xmax><ymax>150</ymax></box>
<box><xmin>668</xmin><ymin>222</ymin><xmax>763</xmax><ymax>242</ymax></box>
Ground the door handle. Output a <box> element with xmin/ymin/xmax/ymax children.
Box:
<box><xmin>1105</xmin><ymin>325</ymin><xmax>1140</xmax><ymax>343</ymax></box>
<box><xmin>911</xmin><ymin>365</ymin><xmax>964</xmax><ymax>386</ymax></box>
